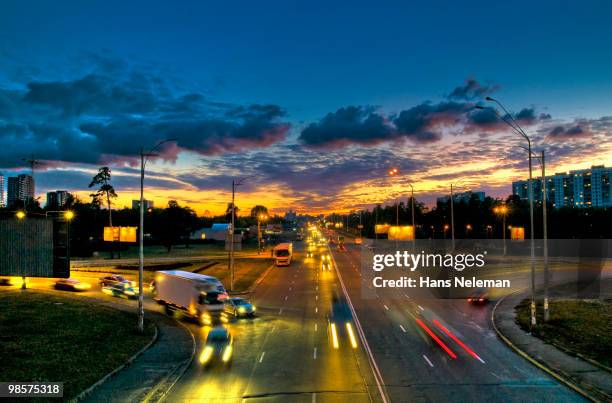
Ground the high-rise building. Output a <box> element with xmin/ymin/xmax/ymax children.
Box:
<box><xmin>46</xmin><ymin>190</ymin><xmax>70</xmax><ymax>209</ymax></box>
<box><xmin>7</xmin><ymin>174</ymin><xmax>35</xmax><ymax>208</ymax></box>
<box><xmin>132</xmin><ymin>199</ymin><xmax>154</xmax><ymax>210</ymax></box>
<box><xmin>436</xmin><ymin>190</ymin><xmax>486</xmax><ymax>204</ymax></box>
<box><xmin>512</xmin><ymin>165</ymin><xmax>612</xmax><ymax>208</ymax></box>
<box><xmin>0</xmin><ymin>173</ymin><xmax>4</xmax><ymax>207</ymax></box>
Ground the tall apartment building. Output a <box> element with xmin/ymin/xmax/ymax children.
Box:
<box><xmin>7</xmin><ymin>174</ymin><xmax>35</xmax><ymax>207</ymax></box>
<box><xmin>46</xmin><ymin>190</ymin><xmax>70</xmax><ymax>209</ymax></box>
<box><xmin>0</xmin><ymin>173</ymin><xmax>4</xmax><ymax>207</ymax></box>
<box><xmin>512</xmin><ymin>165</ymin><xmax>612</xmax><ymax>208</ymax></box>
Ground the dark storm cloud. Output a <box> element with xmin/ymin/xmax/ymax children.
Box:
<box><xmin>0</xmin><ymin>58</ymin><xmax>290</xmax><ymax>169</ymax></box>
<box><xmin>447</xmin><ymin>78</ymin><xmax>499</xmax><ymax>101</ymax></box>
<box><xmin>298</xmin><ymin>106</ymin><xmax>395</xmax><ymax>148</ymax></box>
<box><xmin>544</xmin><ymin>116</ymin><xmax>612</xmax><ymax>141</ymax></box>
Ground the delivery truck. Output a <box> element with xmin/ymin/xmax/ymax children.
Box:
<box><xmin>273</xmin><ymin>242</ymin><xmax>293</xmax><ymax>266</ymax></box>
<box><xmin>153</xmin><ymin>270</ymin><xmax>229</xmax><ymax>325</ymax></box>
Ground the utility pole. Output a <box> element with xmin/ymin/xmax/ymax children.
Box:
<box><xmin>450</xmin><ymin>184</ymin><xmax>455</xmax><ymax>251</ymax></box>
<box><xmin>480</xmin><ymin>98</ymin><xmax>537</xmax><ymax>330</ymax></box>
<box><xmin>542</xmin><ymin>150</ymin><xmax>550</xmax><ymax>322</ymax></box>
<box><xmin>230</xmin><ymin>180</ymin><xmax>236</xmax><ymax>291</ymax></box>
<box><xmin>138</xmin><ymin>139</ymin><xmax>176</xmax><ymax>333</ymax></box>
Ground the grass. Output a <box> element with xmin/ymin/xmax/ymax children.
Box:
<box><xmin>75</xmin><ymin>242</ymin><xmax>262</xmax><ymax>260</ymax></box>
<box><xmin>192</xmin><ymin>258</ymin><xmax>274</xmax><ymax>292</ymax></box>
<box><xmin>0</xmin><ymin>290</ymin><xmax>155</xmax><ymax>400</ymax></box>
<box><xmin>515</xmin><ymin>298</ymin><xmax>612</xmax><ymax>368</ymax></box>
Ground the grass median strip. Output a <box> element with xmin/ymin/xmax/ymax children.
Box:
<box><xmin>515</xmin><ymin>298</ymin><xmax>612</xmax><ymax>368</ymax></box>
<box><xmin>0</xmin><ymin>290</ymin><xmax>155</xmax><ymax>400</ymax></box>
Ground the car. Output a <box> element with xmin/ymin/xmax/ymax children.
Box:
<box><xmin>54</xmin><ymin>278</ymin><xmax>91</xmax><ymax>292</ymax></box>
<box><xmin>321</xmin><ymin>254</ymin><xmax>332</xmax><ymax>271</ymax></box>
<box><xmin>224</xmin><ymin>297</ymin><xmax>256</xmax><ymax>317</ymax></box>
<box><xmin>467</xmin><ymin>288</ymin><xmax>489</xmax><ymax>305</ymax></box>
<box><xmin>102</xmin><ymin>282</ymin><xmax>138</xmax><ymax>299</ymax></box>
<box><xmin>99</xmin><ymin>274</ymin><xmax>130</xmax><ymax>287</ymax></box>
<box><xmin>306</xmin><ymin>250</ymin><xmax>314</xmax><ymax>258</ymax></box>
<box><xmin>0</xmin><ymin>278</ymin><xmax>13</xmax><ymax>286</ymax></box>
<box><xmin>199</xmin><ymin>327</ymin><xmax>233</xmax><ymax>365</ymax></box>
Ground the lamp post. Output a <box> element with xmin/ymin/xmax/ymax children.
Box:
<box><xmin>493</xmin><ymin>204</ymin><xmax>508</xmax><ymax>256</ymax></box>
<box><xmin>257</xmin><ymin>214</ymin><xmax>267</xmax><ymax>253</ymax></box>
<box><xmin>388</xmin><ymin>168</ymin><xmax>416</xmax><ymax>238</ymax></box>
<box><xmin>139</xmin><ymin>138</ymin><xmax>177</xmax><ymax>333</ymax></box>
<box><xmin>229</xmin><ymin>178</ymin><xmax>247</xmax><ymax>291</ymax></box>
<box><xmin>479</xmin><ymin>98</ymin><xmax>537</xmax><ymax>329</ymax></box>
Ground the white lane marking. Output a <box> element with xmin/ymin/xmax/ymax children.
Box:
<box><xmin>476</xmin><ymin>355</ymin><xmax>486</xmax><ymax>364</ymax></box>
<box><xmin>278</xmin><ymin>308</ymin><xmax>283</xmax><ymax>315</ymax></box>
<box><xmin>417</xmin><ymin>305</ymin><xmax>424</xmax><ymax>311</ymax></box>
<box><xmin>491</xmin><ymin>372</ymin><xmax>502</xmax><ymax>380</ymax></box>
<box><xmin>270</xmin><ymin>326</ymin><xmax>276</xmax><ymax>333</ymax></box>
<box><xmin>315</xmin><ymin>295</ymin><xmax>318</xmax><ymax>300</ymax></box>
<box><xmin>313</xmin><ymin>347</ymin><xmax>317</xmax><ymax>359</ymax></box>
<box><xmin>284</xmin><ymin>295</ymin><xmax>288</xmax><ymax>301</ymax></box>
<box><xmin>259</xmin><ymin>352</ymin><xmax>266</xmax><ymax>363</ymax></box>
<box><xmin>399</xmin><ymin>325</ymin><xmax>406</xmax><ymax>333</ymax></box>
<box><xmin>383</xmin><ymin>304</ymin><xmax>389</xmax><ymax>310</ymax></box>
<box><xmin>423</xmin><ymin>354</ymin><xmax>434</xmax><ymax>367</ymax></box>
<box><xmin>314</xmin><ymin>323</ymin><xmax>318</xmax><ymax>332</ymax></box>
<box><xmin>312</xmin><ymin>393</ymin><xmax>316</xmax><ymax>403</ymax></box>
<box><xmin>316</xmin><ymin>286</ymin><xmax>318</xmax><ymax>291</ymax></box>
<box><xmin>404</xmin><ymin>293</ymin><xmax>410</xmax><ymax>299</ymax></box>
<box><xmin>289</xmin><ymin>287</ymin><xmax>292</xmax><ymax>291</ymax></box>
<box><xmin>330</xmin><ymin>248</ymin><xmax>389</xmax><ymax>403</ymax></box>
<box><xmin>315</xmin><ymin>307</ymin><xmax>318</xmax><ymax>313</ymax></box>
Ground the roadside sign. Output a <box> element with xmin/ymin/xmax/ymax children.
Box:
<box><xmin>0</xmin><ymin>218</ymin><xmax>69</xmax><ymax>278</ymax></box>
<box><xmin>103</xmin><ymin>226</ymin><xmax>137</xmax><ymax>243</ymax></box>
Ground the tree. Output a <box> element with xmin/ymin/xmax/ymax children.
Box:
<box><xmin>157</xmin><ymin>200</ymin><xmax>199</xmax><ymax>252</ymax></box>
<box><xmin>225</xmin><ymin>202</ymin><xmax>239</xmax><ymax>223</ymax></box>
<box><xmin>250</xmin><ymin>205</ymin><xmax>269</xmax><ymax>219</ymax></box>
<box><xmin>89</xmin><ymin>167</ymin><xmax>117</xmax><ymax>227</ymax></box>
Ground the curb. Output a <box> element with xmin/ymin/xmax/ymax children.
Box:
<box><xmin>70</xmin><ymin>324</ymin><xmax>159</xmax><ymax>402</ymax></box>
<box><xmin>491</xmin><ymin>292</ymin><xmax>600</xmax><ymax>403</ymax></box>
<box><xmin>142</xmin><ymin>319</ymin><xmax>197</xmax><ymax>403</ymax></box>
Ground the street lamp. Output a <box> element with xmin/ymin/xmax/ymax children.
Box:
<box><xmin>388</xmin><ymin>168</ymin><xmax>416</xmax><ymax>239</ymax></box>
<box><xmin>138</xmin><ymin>138</ymin><xmax>177</xmax><ymax>333</ymax></box>
<box><xmin>493</xmin><ymin>204</ymin><xmax>508</xmax><ymax>256</ymax></box>
<box><xmin>477</xmin><ymin>97</ymin><xmax>537</xmax><ymax>329</ymax></box>
<box><xmin>15</xmin><ymin>211</ymin><xmax>25</xmax><ymax>219</ymax></box>
<box><xmin>64</xmin><ymin>211</ymin><xmax>74</xmax><ymax>271</ymax></box>
<box><xmin>257</xmin><ymin>214</ymin><xmax>268</xmax><ymax>253</ymax></box>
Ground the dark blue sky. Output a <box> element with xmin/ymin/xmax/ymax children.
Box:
<box><xmin>2</xmin><ymin>0</ymin><xmax>611</xmax><ymax>121</ymax></box>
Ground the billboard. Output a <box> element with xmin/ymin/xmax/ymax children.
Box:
<box><xmin>0</xmin><ymin>218</ymin><xmax>70</xmax><ymax>278</ymax></box>
<box><xmin>387</xmin><ymin>225</ymin><xmax>415</xmax><ymax>241</ymax></box>
<box><xmin>511</xmin><ymin>227</ymin><xmax>525</xmax><ymax>241</ymax></box>
<box><xmin>375</xmin><ymin>224</ymin><xmax>391</xmax><ymax>234</ymax></box>
<box><xmin>103</xmin><ymin>226</ymin><xmax>137</xmax><ymax>243</ymax></box>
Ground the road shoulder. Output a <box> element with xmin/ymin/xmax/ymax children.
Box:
<box><xmin>492</xmin><ymin>289</ymin><xmax>612</xmax><ymax>402</ymax></box>
<box><xmin>78</xmin><ymin>310</ymin><xmax>195</xmax><ymax>403</ymax></box>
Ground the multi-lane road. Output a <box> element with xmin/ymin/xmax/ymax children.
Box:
<box><xmin>9</xmin><ymin>233</ymin><xmax>603</xmax><ymax>402</ymax></box>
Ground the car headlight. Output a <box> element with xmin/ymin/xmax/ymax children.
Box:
<box><xmin>252</xmin><ymin>306</ymin><xmax>256</xmax><ymax>311</ymax></box>
<box><xmin>238</xmin><ymin>307</ymin><xmax>246</xmax><ymax>313</ymax></box>
<box><xmin>199</xmin><ymin>346</ymin><xmax>214</xmax><ymax>364</ymax></box>
<box><xmin>222</xmin><ymin>345</ymin><xmax>233</xmax><ymax>362</ymax></box>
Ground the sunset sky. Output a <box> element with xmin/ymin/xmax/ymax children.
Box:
<box><xmin>1</xmin><ymin>1</ymin><xmax>611</xmax><ymax>215</ymax></box>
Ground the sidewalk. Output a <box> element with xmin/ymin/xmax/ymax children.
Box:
<box><xmin>493</xmin><ymin>287</ymin><xmax>612</xmax><ymax>402</ymax></box>
<box><xmin>79</xmin><ymin>311</ymin><xmax>194</xmax><ymax>403</ymax></box>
